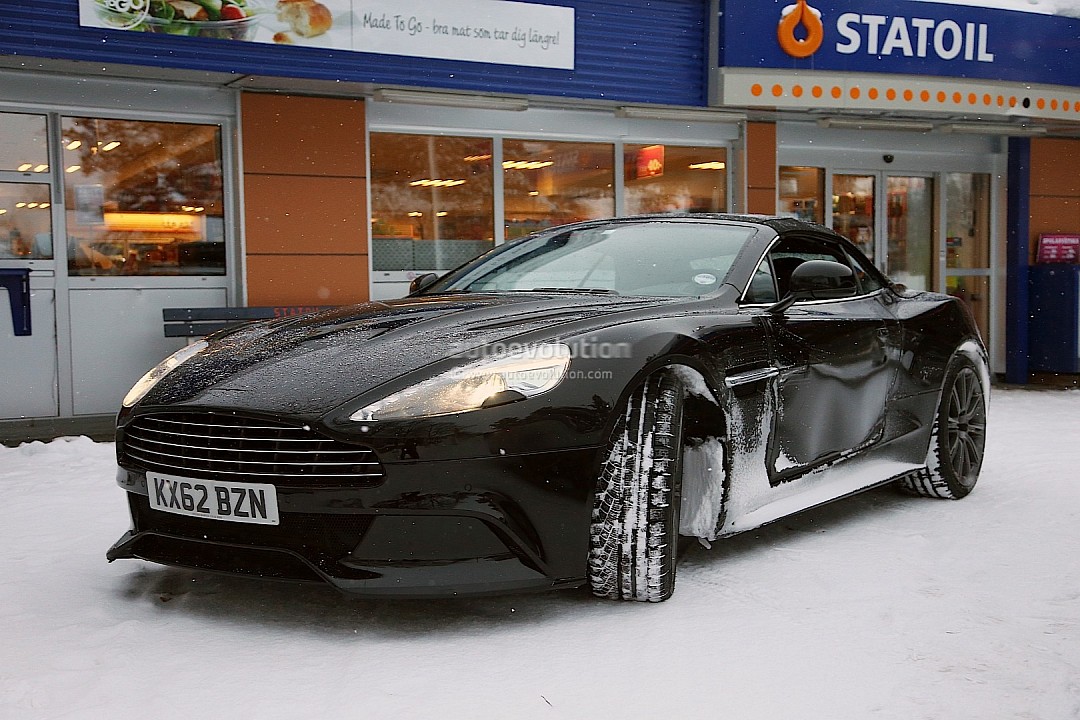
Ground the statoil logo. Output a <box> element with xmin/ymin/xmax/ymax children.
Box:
<box><xmin>776</xmin><ymin>2</ymin><xmax>996</xmax><ymax>64</ymax></box>
<box><xmin>778</xmin><ymin>0</ymin><xmax>825</xmax><ymax>59</ymax></box>
<box><xmin>98</xmin><ymin>0</ymin><xmax>150</xmax><ymax>30</ymax></box>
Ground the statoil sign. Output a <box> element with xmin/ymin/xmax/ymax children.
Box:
<box><xmin>721</xmin><ymin>0</ymin><xmax>1080</xmax><ymax>89</ymax></box>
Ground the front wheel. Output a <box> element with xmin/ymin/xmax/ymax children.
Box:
<box><xmin>898</xmin><ymin>355</ymin><xmax>987</xmax><ymax>499</ymax></box>
<box><xmin>589</xmin><ymin>372</ymin><xmax>684</xmax><ymax>602</ymax></box>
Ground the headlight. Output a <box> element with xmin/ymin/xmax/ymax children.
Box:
<box><xmin>122</xmin><ymin>340</ymin><xmax>209</xmax><ymax>408</ymax></box>
<box><xmin>350</xmin><ymin>343</ymin><xmax>572</xmax><ymax>421</ymax></box>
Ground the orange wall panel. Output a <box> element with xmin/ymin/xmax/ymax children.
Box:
<box><xmin>244</xmin><ymin>175</ymin><xmax>368</xmax><ymax>255</ymax></box>
<box><xmin>1029</xmin><ymin>197</ymin><xmax>1080</xmax><ymax>237</ymax></box>
<box><xmin>242</xmin><ymin>93</ymin><xmax>366</xmax><ymax>177</ymax></box>
<box><xmin>746</xmin><ymin>188</ymin><xmax>778</xmax><ymax>216</ymax></box>
<box><xmin>1029</xmin><ymin>138</ymin><xmax>1080</xmax><ymax>263</ymax></box>
<box><xmin>246</xmin><ymin>254</ymin><xmax>369</xmax><ymax>306</ymax></box>
<box><xmin>1030</xmin><ymin>139</ymin><xmax>1080</xmax><ymax>198</ymax></box>
<box><xmin>745</xmin><ymin>122</ymin><xmax>777</xmax><ymax>214</ymax></box>
<box><xmin>240</xmin><ymin>92</ymin><xmax>370</xmax><ymax>307</ymax></box>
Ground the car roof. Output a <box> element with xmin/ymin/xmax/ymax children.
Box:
<box><xmin>554</xmin><ymin>213</ymin><xmax>832</xmax><ymax>237</ymax></box>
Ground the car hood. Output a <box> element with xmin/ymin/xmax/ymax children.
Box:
<box><xmin>138</xmin><ymin>293</ymin><xmax>671</xmax><ymax>417</ymax></box>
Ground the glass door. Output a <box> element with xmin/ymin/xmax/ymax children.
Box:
<box><xmin>0</xmin><ymin>112</ymin><xmax>60</xmax><ymax>418</ymax></box>
<box><xmin>944</xmin><ymin>173</ymin><xmax>993</xmax><ymax>342</ymax></box>
<box><xmin>831</xmin><ymin>171</ymin><xmax>935</xmax><ymax>291</ymax></box>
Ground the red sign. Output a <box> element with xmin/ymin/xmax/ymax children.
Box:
<box><xmin>1037</xmin><ymin>234</ymin><xmax>1080</xmax><ymax>264</ymax></box>
<box><xmin>636</xmin><ymin>145</ymin><xmax>665</xmax><ymax>179</ymax></box>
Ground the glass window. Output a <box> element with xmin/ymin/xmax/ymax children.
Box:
<box><xmin>370</xmin><ymin>133</ymin><xmax>495</xmax><ymax>273</ymax></box>
<box><xmin>779</xmin><ymin>166</ymin><xmax>824</xmax><ymax>224</ymax></box>
<box><xmin>946</xmin><ymin>173</ymin><xmax>991</xmax><ymax>271</ymax></box>
<box><xmin>832</xmin><ymin>174</ymin><xmax>875</xmax><ymax>260</ymax></box>
<box><xmin>433</xmin><ymin>221</ymin><xmax>753</xmax><ymax>298</ymax></box>
<box><xmin>946</xmin><ymin>173</ymin><xmax>992</xmax><ymax>341</ymax></box>
<box><xmin>0</xmin><ymin>112</ymin><xmax>48</xmax><ymax>173</ymax></box>
<box><xmin>624</xmin><ymin>145</ymin><xmax>727</xmax><ymax>215</ymax></box>
<box><xmin>743</xmin><ymin>257</ymin><xmax>778</xmax><ymax>304</ymax></box>
<box><xmin>767</xmin><ymin>236</ymin><xmax>859</xmax><ymax>299</ymax></box>
<box><xmin>504</xmin><ymin>139</ymin><xmax>614</xmax><ymax>240</ymax></box>
<box><xmin>61</xmin><ymin>117</ymin><xmax>225</xmax><ymax>276</ymax></box>
<box><xmin>886</xmin><ymin>176</ymin><xmax>934</xmax><ymax>291</ymax></box>
<box><xmin>0</xmin><ymin>183</ymin><xmax>53</xmax><ymax>259</ymax></box>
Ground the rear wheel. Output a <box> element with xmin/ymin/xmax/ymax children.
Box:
<box><xmin>898</xmin><ymin>355</ymin><xmax>987</xmax><ymax>499</ymax></box>
<box><xmin>589</xmin><ymin>372</ymin><xmax>684</xmax><ymax>602</ymax></box>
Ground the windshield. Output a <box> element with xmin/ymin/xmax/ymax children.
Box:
<box><xmin>426</xmin><ymin>221</ymin><xmax>757</xmax><ymax>297</ymax></box>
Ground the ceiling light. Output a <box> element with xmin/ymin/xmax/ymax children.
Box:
<box><xmin>937</xmin><ymin>122</ymin><xmax>1048</xmax><ymax>135</ymax></box>
<box><xmin>409</xmin><ymin>179</ymin><xmax>466</xmax><ymax>187</ymax></box>
<box><xmin>503</xmin><ymin>160</ymin><xmax>554</xmax><ymax>170</ymax></box>
<box><xmin>40</xmin><ymin>203</ymin><xmax>50</xmax><ymax>209</ymax></box>
<box><xmin>436</xmin><ymin>211</ymin><xmax>448</xmax><ymax>217</ymax></box>
<box><xmin>27</xmin><ymin>203</ymin><xmax>39</xmax><ymax>208</ymax></box>
<box><xmin>101</xmin><ymin>141</ymin><xmax>120</xmax><ymax>152</ymax></box>
<box><xmin>17</xmin><ymin>163</ymin><xmax>32</xmax><ymax>172</ymax></box>
<box><xmin>408</xmin><ymin>211</ymin><xmax>423</xmax><ymax>217</ymax></box>
<box><xmin>373</xmin><ymin>88</ymin><xmax>529</xmax><ymax>112</ymax></box>
<box><xmin>616</xmin><ymin>106</ymin><xmax>746</xmax><ymax>123</ymax></box>
<box><xmin>528</xmin><ymin>191</ymin><xmax>540</xmax><ymax>196</ymax></box>
<box><xmin>688</xmin><ymin>162</ymin><xmax>726</xmax><ymax>170</ymax></box>
<box><xmin>15</xmin><ymin>202</ymin><xmax>26</xmax><ymax>208</ymax></box>
<box><xmin>817</xmin><ymin>117</ymin><xmax>934</xmax><ymax>132</ymax></box>
<box><xmin>33</xmin><ymin>164</ymin><xmax>48</xmax><ymax>172</ymax></box>
<box><xmin>464</xmin><ymin>154</ymin><xmax>492</xmax><ymax>162</ymax></box>
<box><xmin>66</xmin><ymin>165</ymin><xmax>81</xmax><ymax>173</ymax></box>
<box><xmin>66</xmin><ymin>140</ymin><xmax>82</xmax><ymax>150</ymax></box>
<box><xmin>0</xmin><ymin>209</ymin><xmax>6</xmax><ymax>215</ymax></box>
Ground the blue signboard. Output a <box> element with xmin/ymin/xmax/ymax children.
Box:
<box><xmin>721</xmin><ymin>0</ymin><xmax>1080</xmax><ymax>89</ymax></box>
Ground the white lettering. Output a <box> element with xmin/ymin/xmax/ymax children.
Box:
<box><xmin>881</xmin><ymin>17</ymin><xmax>913</xmax><ymax>57</ymax></box>
<box><xmin>978</xmin><ymin>23</ymin><xmax>995</xmax><ymax>62</ymax></box>
<box><xmin>831</xmin><ymin>15</ymin><xmax>994</xmax><ymax>64</ymax></box>
<box><xmin>933</xmin><ymin>20</ymin><xmax>963</xmax><ymax>60</ymax></box>
<box><xmin>862</xmin><ymin>14</ymin><xmax>887</xmax><ymax>54</ymax></box>
<box><xmin>911</xmin><ymin>18</ymin><xmax>934</xmax><ymax>58</ymax></box>
<box><xmin>836</xmin><ymin>12</ymin><xmax>862</xmax><ymax>54</ymax></box>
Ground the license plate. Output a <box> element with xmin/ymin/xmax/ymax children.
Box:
<box><xmin>147</xmin><ymin>472</ymin><xmax>280</xmax><ymax>525</ymax></box>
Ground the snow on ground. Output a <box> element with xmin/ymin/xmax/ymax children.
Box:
<box><xmin>1</xmin><ymin>387</ymin><xmax>1079</xmax><ymax>719</ymax></box>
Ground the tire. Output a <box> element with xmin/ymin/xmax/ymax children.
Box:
<box><xmin>898</xmin><ymin>355</ymin><xmax>987</xmax><ymax>499</ymax></box>
<box><xmin>589</xmin><ymin>372</ymin><xmax>684</xmax><ymax>602</ymax></box>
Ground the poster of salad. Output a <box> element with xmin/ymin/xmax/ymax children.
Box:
<box><xmin>78</xmin><ymin>0</ymin><xmax>576</xmax><ymax>69</ymax></box>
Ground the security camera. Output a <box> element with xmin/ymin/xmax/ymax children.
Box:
<box><xmin>883</xmin><ymin>154</ymin><xmax>895</xmax><ymax>163</ymax></box>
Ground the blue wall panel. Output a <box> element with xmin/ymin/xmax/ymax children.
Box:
<box><xmin>0</xmin><ymin>1</ymin><xmax>709</xmax><ymax>106</ymax></box>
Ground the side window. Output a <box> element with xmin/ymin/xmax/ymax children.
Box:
<box><xmin>844</xmin><ymin>248</ymin><xmax>884</xmax><ymax>294</ymax></box>
<box><xmin>742</xmin><ymin>257</ymin><xmax>777</xmax><ymax>304</ymax></box>
<box><xmin>767</xmin><ymin>235</ymin><xmax>862</xmax><ymax>300</ymax></box>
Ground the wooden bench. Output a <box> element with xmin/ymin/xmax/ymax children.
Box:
<box><xmin>163</xmin><ymin>305</ymin><xmax>337</xmax><ymax>338</ymax></box>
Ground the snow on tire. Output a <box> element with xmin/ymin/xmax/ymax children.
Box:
<box><xmin>898</xmin><ymin>355</ymin><xmax>987</xmax><ymax>499</ymax></box>
<box><xmin>589</xmin><ymin>372</ymin><xmax>684</xmax><ymax>602</ymax></box>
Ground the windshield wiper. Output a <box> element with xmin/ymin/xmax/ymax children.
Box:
<box><xmin>528</xmin><ymin>287</ymin><xmax>620</xmax><ymax>295</ymax></box>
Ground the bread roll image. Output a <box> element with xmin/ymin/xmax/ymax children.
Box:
<box><xmin>273</xmin><ymin>31</ymin><xmax>295</xmax><ymax>44</ymax></box>
<box><xmin>275</xmin><ymin>0</ymin><xmax>333</xmax><ymax>38</ymax></box>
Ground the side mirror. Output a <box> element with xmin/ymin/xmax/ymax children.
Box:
<box><xmin>788</xmin><ymin>259</ymin><xmax>856</xmax><ymax>299</ymax></box>
<box><xmin>408</xmin><ymin>272</ymin><xmax>439</xmax><ymax>295</ymax></box>
<box><xmin>768</xmin><ymin>260</ymin><xmax>856</xmax><ymax>313</ymax></box>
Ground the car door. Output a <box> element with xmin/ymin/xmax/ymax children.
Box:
<box><xmin>742</xmin><ymin>233</ymin><xmax>899</xmax><ymax>483</ymax></box>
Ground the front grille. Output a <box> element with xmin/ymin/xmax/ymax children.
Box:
<box><xmin>128</xmin><ymin>494</ymin><xmax>379</xmax><ymax>582</ymax></box>
<box><xmin>121</xmin><ymin>412</ymin><xmax>384</xmax><ymax>486</ymax></box>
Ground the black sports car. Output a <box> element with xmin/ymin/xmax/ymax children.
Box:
<box><xmin>107</xmin><ymin>214</ymin><xmax>988</xmax><ymax>602</ymax></box>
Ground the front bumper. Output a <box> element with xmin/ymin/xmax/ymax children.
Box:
<box><xmin>107</xmin><ymin>446</ymin><xmax>599</xmax><ymax>597</ymax></box>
